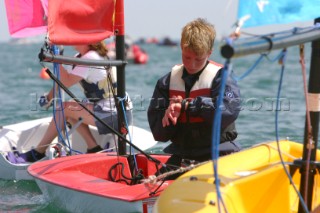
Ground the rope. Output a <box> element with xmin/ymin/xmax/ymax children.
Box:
<box><xmin>232</xmin><ymin>50</ymin><xmax>285</xmax><ymax>81</ymax></box>
<box><xmin>211</xmin><ymin>58</ymin><xmax>231</xmax><ymax>213</ymax></box>
<box><xmin>141</xmin><ymin>161</ymin><xmax>209</xmax><ymax>184</ymax></box>
<box><xmin>274</xmin><ymin>48</ymin><xmax>309</xmax><ymax>213</ymax></box>
<box><xmin>299</xmin><ymin>43</ymin><xmax>314</xmax><ymax>206</ymax></box>
<box><xmin>255</xmin><ymin>143</ymin><xmax>298</xmax><ymax>160</ymax></box>
<box><xmin>51</xmin><ymin>45</ymin><xmax>75</xmax><ymax>155</ymax></box>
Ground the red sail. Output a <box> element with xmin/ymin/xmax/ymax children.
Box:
<box><xmin>48</xmin><ymin>0</ymin><xmax>115</xmax><ymax>45</ymax></box>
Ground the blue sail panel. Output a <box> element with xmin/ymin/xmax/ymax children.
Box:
<box><xmin>238</xmin><ymin>0</ymin><xmax>319</xmax><ymax>28</ymax></box>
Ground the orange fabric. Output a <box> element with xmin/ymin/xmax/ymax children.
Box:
<box><xmin>48</xmin><ymin>0</ymin><xmax>115</xmax><ymax>45</ymax></box>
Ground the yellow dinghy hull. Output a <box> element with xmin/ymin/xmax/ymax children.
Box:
<box><xmin>154</xmin><ymin>140</ymin><xmax>320</xmax><ymax>213</ymax></box>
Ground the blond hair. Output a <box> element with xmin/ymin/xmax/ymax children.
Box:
<box><xmin>180</xmin><ymin>18</ymin><xmax>216</xmax><ymax>55</ymax></box>
<box><xmin>89</xmin><ymin>41</ymin><xmax>108</xmax><ymax>57</ymax></box>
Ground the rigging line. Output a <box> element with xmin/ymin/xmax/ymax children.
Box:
<box><xmin>263</xmin><ymin>50</ymin><xmax>286</xmax><ymax>63</ymax></box>
<box><xmin>232</xmin><ymin>49</ymin><xmax>285</xmax><ymax>81</ymax></box>
<box><xmin>299</xmin><ymin>45</ymin><xmax>312</xmax><ymax>134</ymax></box>
<box><xmin>105</xmin><ymin>69</ymin><xmax>119</xmax><ymax>156</ymax></box>
<box><xmin>51</xmin><ymin>46</ymin><xmax>78</xmax><ymax>155</ymax></box>
<box><xmin>52</xmin><ymin>76</ymin><xmax>73</xmax><ymax>154</ymax></box>
<box><xmin>102</xmin><ymin>69</ymin><xmax>119</xmax><ymax>156</ymax></box>
<box><xmin>108</xmin><ymin>162</ymin><xmax>130</xmax><ymax>184</ymax></box>
<box><xmin>105</xmin><ymin>68</ymin><xmax>122</xmax><ymax>171</ymax></box>
<box><xmin>39</xmin><ymin>43</ymin><xmax>74</xmax><ymax>154</ymax></box>
<box><xmin>257</xmin><ymin>143</ymin><xmax>298</xmax><ymax>160</ymax></box>
<box><xmin>44</xmin><ymin>68</ymin><xmax>162</xmax><ymax>165</ymax></box>
<box><xmin>212</xmin><ymin>59</ymin><xmax>231</xmax><ymax>213</ymax></box>
<box><xmin>299</xmin><ymin>44</ymin><xmax>313</xmax><ymax>204</ymax></box>
<box><xmin>119</xmin><ymin>97</ymin><xmax>138</xmax><ymax>173</ymax></box>
<box><xmin>52</xmin><ymin>57</ymin><xmax>68</xmax><ymax>148</ymax></box>
<box><xmin>231</xmin><ymin>54</ymin><xmax>263</xmax><ymax>81</ymax></box>
<box><xmin>149</xmin><ymin>179</ymin><xmax>166</xmax><ymax>196</ymax></box>
<box><xmin>274</xmin><ymin>49</ymin><xmax>309</xmax><ymax>213</ymax></box>
<box><xmin>51</xmin><ymin>47</ymin><xmax>64</xmax><ymax>143</ymax></box>
<box><xmin>142</xmin><ymin>161</ymin><xmax>209</xmax><ymax>184</ymax></box>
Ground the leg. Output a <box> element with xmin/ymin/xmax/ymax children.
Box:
<box><xmin>23</xmin><ymin>102</ymin><xmax>101</xmax><ymax>162</ymax></box>
<box><xmin>21</xmin><ymin>109</ymin><xmax>67</xmax><ymax>162</ymax></box>
<box><xmin>68</xmin><ymin>118</ymin><xmax>98</xmax><ymax>149</ymax></box>
<box><xmin>35</xmin><ymin>110</ymin><xmax>66</xmax><ymax>153</ymax></box>
<box><xmin>63</xmin><ymin>102</ymin><xmax>99</xmax><ymax>150</ymax></box>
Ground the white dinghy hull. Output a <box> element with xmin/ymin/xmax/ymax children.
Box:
<box><xmin>0</xmin><ymin>117</ymin><xmax>157</xmax><ymax>180</ymax></box>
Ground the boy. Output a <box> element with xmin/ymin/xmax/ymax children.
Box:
<box><xmin>147</xmin><ymin>18</ymin><xmax>241</xmax><ymax>177</ymax></box>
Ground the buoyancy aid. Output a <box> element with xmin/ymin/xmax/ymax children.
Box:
<box><xmin>169</xmin><ymin>61</ymin><xmax>221</xmax><ymax>122</ymax></box>
<box><xmin>80</xmin><ymin>67</ymin><xmax>117</xmax><ymax>103</ymax></box>
<box><xmin>165</xmin><ymin>61</ymin><xmax>238</xmax><ymax>156</ymax></box>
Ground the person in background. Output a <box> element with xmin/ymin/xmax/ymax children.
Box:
<box><xmin>147</xmin><ymin>18</ymin><xmax>241</xmax><ymax>178</ymax></box>
<box><xmin>22</xmin><ymin>41</ymin><xmax>132</xmax><ymax>162</ymax></box>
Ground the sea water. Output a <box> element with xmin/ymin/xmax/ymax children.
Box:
<box><xmin>0</xmin><ymin>40</ymin><xmax>314</xmax><ymax>212</ymax></box>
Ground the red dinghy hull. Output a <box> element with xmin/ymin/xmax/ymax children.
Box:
<box><xmin>28</xmin><ymin>153</ymin><xmax>172</xmax><ymax>213</ymax></box>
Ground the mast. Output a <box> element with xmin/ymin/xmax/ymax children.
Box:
<box><xmin>114</xmin><ymin>0</ymin><xmax>127</xmax><ymax>155</ymax></box>
<box><xmin>298</xmin><ymin>17</ymin><xmax>320</xmax><ymax>212</ymax></box>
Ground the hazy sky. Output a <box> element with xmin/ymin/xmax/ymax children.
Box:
<box><xmin>0</xmin><ymin>0</ymin><xmax>314</xmax><ymax>42</ymax></box>
<box><xmin>0</xmin><ymin>0</ymin><xmax>238</xmax><ymax>42</ymax></box>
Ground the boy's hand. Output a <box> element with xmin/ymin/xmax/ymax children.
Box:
<box><xmin>162</xmin><ymin>96</ymin><xmax>182</xmax><ymax>127</ymax></box>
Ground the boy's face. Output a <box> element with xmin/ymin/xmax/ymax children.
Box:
<box><xmin>181</xmin><ymin>47</ymin><xmax>211</xmax><ymax>74</ymax></box>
